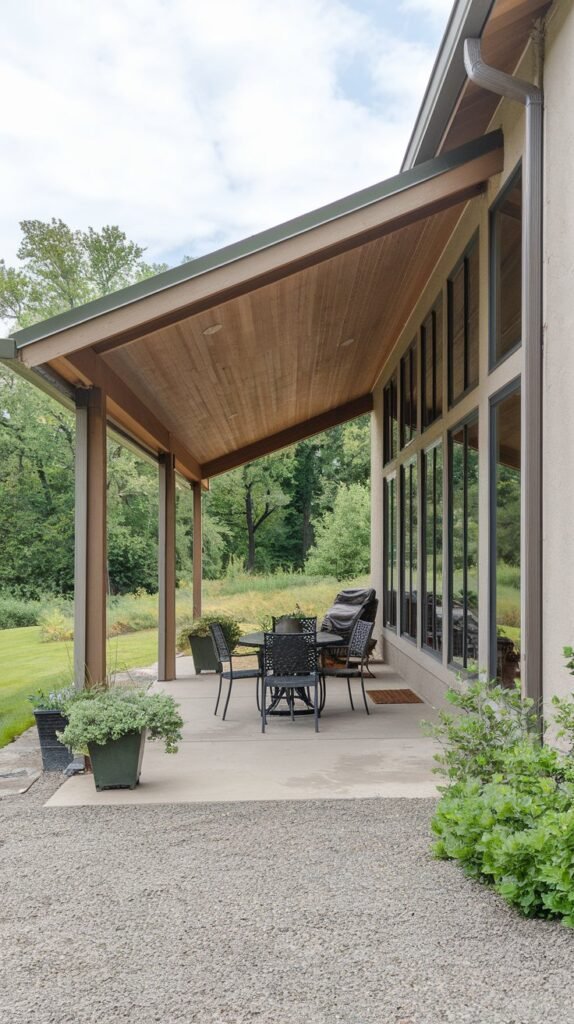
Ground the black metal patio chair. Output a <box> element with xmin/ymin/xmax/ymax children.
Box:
<box><xmin>261</xmin><ymin>631</ymin><xmax>320</xmax><ymax>733</ymax></box>
<box><xmin>320</xmin><ymin>618</ymin><xmax>374</xmax><ymax>715</ymax></box>
<box><xmin>209</xmin><ymin>622</ymin><xmax>261</xmax><ymax>721</ymax></box>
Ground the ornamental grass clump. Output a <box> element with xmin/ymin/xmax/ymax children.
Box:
<box><xmin>58</xmin><ymin>688</ymin><xmax>183</xmax><ymax>755</ymax></box>
<box><xmin>426</xmin><ymin>669</ymin><xmax>574</xmax><ymax>928</ymax></box>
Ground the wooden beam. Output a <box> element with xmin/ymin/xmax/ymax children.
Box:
<box><xmin>192</xmin><ymin>482</ymin><xmax>202</xmax><ymax>620</ymax></box>
<box><xmin>202</xmin><ymin>394</ymin><xmax>374</xmax><ymax>478</ymax></box>
<box><xmin>59</xmin><ymin>348</ymin><xmax>203</xmax><ymax>483</ymax></box>
<box><xmin>158</xmin><ymin>453</ymin><xmax>177</xmax><ymax>681</ymax></box>
<box><xmin>74</xmin><ymin>387</ymin><xmax>107</xmax><ymax>688</ymax></box>
<box><xmin>17</xmin><ymin>138</ymin><xmax>503</xmax><ymax>368</ymax></box>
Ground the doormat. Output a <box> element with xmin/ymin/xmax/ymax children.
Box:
<box><xmin>367</xmin><ymin>688</ymin><xmax>423</xmax><ymax>704</ymax></box>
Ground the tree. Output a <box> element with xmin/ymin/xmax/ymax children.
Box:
<box><xmin>305</xmin><ymin>483</ymin><xmax>371</xmax><ymax>580</ymax></box>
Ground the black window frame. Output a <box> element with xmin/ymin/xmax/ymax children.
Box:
<box><xmin>421</xmin><ymin>294</ymin><xmax>443</xmax><ymax>430</ymax></box>
<box><xmin>383</xmin><ymin>474</ymin><xmax>398</xmax><ymax>630</ymax></box>
<box><xmin>447</xmin><ymin>232</ymin><xmax>479</xmax><ymax>408</ymax></box>
<box><xmin>448</xmin><ymin>410</ymin><xmax>480</xmax><ymax>671</ymax></box>
<box><xmin>400</xmin><ymin>338</ymin><xmax>418</xmax><ymax>449</ymax></box>
<box><xmin>422</xmin><ymin>440</ymin><xmax>443</xmax><ymax>658</ymax></box>
<box><xmin>400</xmin><ymin>455</ymin><xmax>418</xmax><ymax>642</ymax></box>
<box><xmin>383</xmin><ymin>372</ymin><xmax>398</xmax><ymax>466</ymax></box>
<box><xmin>489</xmin><ymin>162</ymin><xmax>523</xmax><ymax>371</ymax></box>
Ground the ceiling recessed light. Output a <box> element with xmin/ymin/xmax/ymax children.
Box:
<box><xmin>339</xmin><ymin>337</ymin><xmax>355</xmax><ymax>348</ymax></box>
<box><xmin>202</xmin><ymin>323</ymin><xmax>223</xmax><ymax>336</ymax></box>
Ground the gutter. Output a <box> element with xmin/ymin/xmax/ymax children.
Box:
<box><xmin>463</xmin><ymin>37</ymin><xmax>543</xmax><ymax>708</ymax></box>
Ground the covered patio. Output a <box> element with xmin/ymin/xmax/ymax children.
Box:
<box><xmin>46</xmin><ymin>659</ymin><xmax>439</xmax><ymax>807</ymax></box>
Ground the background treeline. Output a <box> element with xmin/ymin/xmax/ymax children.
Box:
<box><xmin>0</xmin><ymin>220</ymin><xmax>370</xmax><ymax>600</ymax></box>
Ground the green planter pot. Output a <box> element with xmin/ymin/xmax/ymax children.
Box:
<box><xmin>188</xmin><ymin>634</ymin><xmax>219</xmax><ymax>673</ymax></box>
<box><xmin>88</xmin><ymin>730</ymin><xmax>146</xmax><ymax>791</ymax></box>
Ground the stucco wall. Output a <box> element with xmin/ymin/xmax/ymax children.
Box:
<box><xmin>542</xmin><ymin>0</ymin><xmax>574</xmax><ymax>706</ymax></box>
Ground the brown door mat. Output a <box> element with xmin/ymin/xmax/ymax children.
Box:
<box><xmin>367</xmin><ymin>688</ymin><xmax>423</xmax><ymax>704</ymax></box>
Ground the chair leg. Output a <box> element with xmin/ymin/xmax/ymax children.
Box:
<box><xmin>222</xmin><ymin>678</ymin><xmax>233</xmax><ymax>721</ymax></box>
<box><xmin>319</xmin><ymin>675</ymin><xmax>326</xmax><ymax>712</ymax></box>
<box><xmin>256</xmin><ymin>677</ymin><xmax>261</xmax><ymax>712</ymax></box>
<box><xmin>261</xmin><ymin>680</ymin><xmax>266</xmax><ymax>733</ymax></box>
<box><xmin>347</xmin><ymin>676</ymin><xmax>355</xmax><ymax>711</ymax></box>
<box><xmin>214</xmin><ymin>673</ymin><xmax>223</xmax><ymax>715</ymax></box>
<box><xmin>289</xmin><ymin>691</ymin><xmax>295</xmax><ymax>722</ymax></box>
<box><xmin>314</xmin><ymin>682</ymin><xmax>319</xmax><ymax>733</ymax></box>
<box><xmin>361</xmin><ymin>672</ymin><xmax>370</xmax><ymax>715</ymax></box>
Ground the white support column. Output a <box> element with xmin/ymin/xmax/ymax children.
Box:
<box><xmin>192</xmin><ymin>482</ymin><xmax>202</xmax><ymax>621</ymax></box>
<box><xmin>74</xmin><ymin>387</ymin><xmax>107</xmax><ymax>689</ymax></box>
<box><xmin>158</xmin><ymin>453</ymin><xmax>176</xmax><ymax>682</ymax></box>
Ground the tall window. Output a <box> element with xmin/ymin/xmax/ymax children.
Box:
<box><xmin>491</xmin><ymin>385</ymin><xmax>521</xmax><ymax>686</ymax></box>
<box><xmin>383</xmin><ymin>476</ymin><xmax>397</xmax><ymax>629</ymax></box>
<box><xmin>449</xmin><ymin>416</ymin><xmax>479</xmax><ymax>668</ymax></box>
<box><xmin>401</xmin><ymin>457</ymin><xmax>418</xmax><ymax>640</ymax></box>
<box><xmin>423</xmin><ymin>443</ymin><xmax>443</xmax><ymax>654</ymax></box>
<box><xmin>422</xmin><ymin>295</ymin><xmax>443</xmax><ymax>429</ymax></box>
<box><xmin>491</xmin><ymin>168</ymin><xmax>522</xmax><ymax>366</ymax></box>
<box><xmin>400</xmin><ymin>340</ymin><xmax>418</xmax><ymax>448</ymax></box>
<box><xmin>383</xmin><ymin>373</ymin><xmax>398</xmax><ymax>465</ymax></box>
<box><xmin>448</xmin><ymin>237</ymin><xmax>479</xmax><ymax>406</ymax></box>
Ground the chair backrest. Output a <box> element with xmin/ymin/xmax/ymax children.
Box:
<box><xmin>209</xmin><ymin>622</ymin><xmax>230</xmax><ymax>663</ymax></box>
<box><xmin>263</xmin><ymin>632</ymin><xmax>318</xmax><ymax>678</ymax></box>
<box><xmin>347</xmin><ymin>618</ymin><xmax>374</xmax><ymax>662</ymax></box>
<box><xmin>272</xmin><ymin>615</ymin><xmax>317</xmax><ymax>635</ymax></box>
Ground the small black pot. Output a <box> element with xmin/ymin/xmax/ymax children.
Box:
<box><xmin>188</xmin><ymin>634</ymin><xmax>220</xmax><ymax>673</ymax></box>
<box><xmin>33</xmin><ymin>709</ymin><xmax>74</xmax><ymax>772</ymax></box>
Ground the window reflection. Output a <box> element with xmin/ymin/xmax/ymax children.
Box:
<box><xmin>450</xmin><ymin>417</ymin><xmax>479</xmax><ymax>668</ymax></box>
<box><xmin>383</xmin><ymin>374</ymin><xmax>398</xmax><ymax>465</ymax></box>
<box><xmin>401</xmin><ymin>457</ymin><xmax>417</xmax><ymax>640</ymax></box>
<box><xmin>423</xmin><ymin>443</ymin><xmax>443</xmax><ymax>653</ymax></box>
<box><xmin>492</xmin><ymin>169</ymin><xmax>522</xmax><ymax>364</ymax></box>
<box><xmin>383</xmin><ymin>476</ymin><xmax>397</xmax><ymax>629</ymax></box>
<box><xmin>448</xmin><ymin>238</ymin><xmax>479</xmax><ymax>405</ymax></box>
<box><xmin>422</xmin><ymin>296</ymin><xmax>443</xmax><ymax>429</ymax></box>
<box><xmin>493</xmin><ymin>388</ymin><xmax>521</xmax><ymax>686</ymax></box>
<box><xmin>400</xmin><ymin>341</ymin><xmax>418</xmax><ymax>448</ymax></box>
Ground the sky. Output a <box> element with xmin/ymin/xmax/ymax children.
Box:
<box><xmin>0</xmin><ymin>0</ymin><xmax>454</xmax><ymax>271</ymax></box>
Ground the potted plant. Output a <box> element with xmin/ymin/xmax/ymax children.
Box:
<box><xmin>28</xmin><ymin>687</ymin><xmax>77</xmax><ymax>772</ymax></box>
<box><xmin>57</xmin><ymin>688</ymin><xmax>183</xmax><ymax>791</ymax></box>
<box><xmin>179</xmin><ymin>613</ymin><xmax>242</xmax><ymax>672</ymax></box>
<box><xmin>273</xmin><ymin>605</ymin><xmax>308</xmax><ymax>634</ymax></box>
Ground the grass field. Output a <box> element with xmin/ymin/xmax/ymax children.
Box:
<box><xmin>0</xmin><ymin>574</ymin><xmax>366</xmax><ymax>748</ymax></box>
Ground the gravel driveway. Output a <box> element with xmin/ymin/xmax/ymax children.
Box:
<box><xmin>1</xmin><ymin>779</ymin><xmax>573</xmax><ymax>1024</ymax></box>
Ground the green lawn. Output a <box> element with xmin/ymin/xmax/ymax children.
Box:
<box><xmin>0</xmin><ymin>627</ymin><xmax>159</xmax><ymax>748</ymax></box>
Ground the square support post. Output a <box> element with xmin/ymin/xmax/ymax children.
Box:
<box><xmin>74</xmin><ymin>387</ymin><xmax>107</xmax><ymax>689</ymax></box>
<box><xmin>158</xmin><ymin>453</ymin><xmax>177</xmax><ymax>681</ymax></box>
<box><xmin>192</xmin><ymin>482</ymin><xmax>202</xmax><ymax>620</ymax></box>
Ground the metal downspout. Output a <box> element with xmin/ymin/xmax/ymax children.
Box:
<box><xmin>463</xmin><ymin>37</ymin><xmax>543</xmax><ymax>707</ymax></box>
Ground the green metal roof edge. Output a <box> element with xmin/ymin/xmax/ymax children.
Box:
<box><xmin>13</xmin><ymin>129</ymin><xmax>502</xmax><ymax>349</ymax></box>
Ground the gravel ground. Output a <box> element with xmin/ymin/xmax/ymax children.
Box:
<box><xmin>1</xmin><ymin>780</ymin><xmax>574</xmax><ymax>1024</ymax></box>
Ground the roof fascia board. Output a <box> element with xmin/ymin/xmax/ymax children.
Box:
<box><xmin>14</xmin><ymin>129</ymin><xmax>501</xmax><ymax>353</ymax></box>
<box><xmin>401</xmin><ymin>0</ymin><xmax>494</xmax><ymax>171</ymax></box>
<box><xmin>0</xmin><ymin>337</ymin><xmax>17</xmax><ymax>358</ymax></box>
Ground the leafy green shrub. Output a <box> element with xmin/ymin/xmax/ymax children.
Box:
<box><xmin>0</xmin><ymin>594</ymin><xmax>44</xmax><ymax>629</ymax></box>
<box><xmin>58</xmin><ymin>688</ymin><xmax>183</xmax><ymax>754</ymax></box>
<box><xmin>38</xmin><ymin>608</ymin><xmax>74</xmax><ymax>642</ymax></box>
<box><xmin>305</xmin><ymin>483</ymin><xmax>370</xmax><ymax>579</ymax></box>
<box><xmin>177</xmin><ymin>613</ymin><xmax>242</xmax><ymax>653</ymax></box>
<box><xmin>423</xmin><ymin>678</ymin><xmax>539</xmax><ymax>786</ymax></box>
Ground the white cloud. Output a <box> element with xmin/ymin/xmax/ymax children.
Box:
<box><xmin>0</xmin><ymin>0</ymin><xmax>449</xmax><ymax>270</ymax></box>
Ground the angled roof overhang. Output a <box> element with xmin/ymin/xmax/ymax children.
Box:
<box><xmin>11</xmin><ymin>130</ymin><xmax>504</xmax><ymax>482</ymax></box>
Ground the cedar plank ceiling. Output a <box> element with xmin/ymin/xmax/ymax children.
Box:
<box><xmin>438</xmin><ymin>0</ymin><xmax>552</xmax><ymax>156</ymax></box>
<box><xmin>98</xmin><ymin>206</ymin><xmax>464</xmax><ymax>466</ymax></box>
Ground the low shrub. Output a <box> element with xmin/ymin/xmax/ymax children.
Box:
<box><xmin>58</xmin><ymin>687</ymin><xmax>183</xmax><ymax>755</ymax></box>
<box><xmin>0</xmin><ymin>594</ymin><xmax>44</xmax><ymax>629</ymax></box>
<box><xmin>38</xmin><ymin>608</ymin><xmax>74</xmax><ymax>643</ymax></box>
<box><xmin>177</xmin><ymin>613</ymin><xmax>242</xmax><ymax>652</ymax></box>
<box><xmin>428</xmin><ymin>673</ymin><xmax>574</xmax><ymax>928</ymax></box>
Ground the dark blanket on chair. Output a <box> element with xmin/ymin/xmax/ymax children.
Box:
<box><xmin>321</xmin><ymin>588</ymin><xmax>377</xmax><ymax>642</ymax></box>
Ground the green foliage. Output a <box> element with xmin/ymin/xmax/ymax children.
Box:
<box><xmin>58</xmin><ymin>688</ymin><xmax>183</xmax><ymax>755</ymax></box>
<box><xmin>0</xmin><ymin>594</ymin><xmax>44</xmax><ymax>628</ymax></box>
<box><xmin>27</xmin><ymin>685</ymin><xmax>77</xmax><ymax>712</ymax></box>
<box><xmin>38</xmin><ymin>608</ymin><xmax>74</xmax><ymax>642</ymax></box>
<box><xmin>430</xmin><ymin>679</ymin><xmax>574</xmax><ymax>927</ymax></box>
<box><xmin>178</xmin><ymin>613</ymin><xmax>241</xmax><ymax>652</ymax></box>
<box><xmin>423</xmin><ymin>678</ymin><xmax>539</xmax><ymax>786</ymax></box>
<box><xmin>305</xmin><ymin>483</ymin><xmax>370</xmax><ymax>579</ymax></box>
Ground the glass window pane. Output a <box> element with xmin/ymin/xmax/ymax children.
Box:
<box><xmin>467</xmin><ymin>242</ymin><xmax>479</xmax><ymax>389</ymax></box>
<box><xmin>422</xmin><ymin>296</ymin><xmax>443</xmax><ymax>430</ymax></box>
<box><xmin>449</xmin><ymin>416</ymin><xmax>479</xmax><ymax>669</ymax></box>
<box><xmin>493</xmin><ymin>389</ymin><xmax>521</xmax><ymax>686</ymax></box>
<box><xmin>384</xmin><ymin>476</ymin><xmax>397</xmax><ymax>628</ymax></box>
<box><xmin>400</xmin><ymin>341</ymin><xmax>418</xmax><ymax>448</ymax></box>
<box><xmin>435</xmin><ymin>296</ymin><xmax>443</xmax><ymax>421</ymax></box>
<box><xmin>449</xmin><ymin>239</ymin><xmax>479</xmax><ymax>405</ymax></box>
<box><xmin>383</xmin><ymin>374</ymin><xmax>398</xmax><ymax>465</ymax></box>
<box><xmin>493</xmin><ymin>171</ymin><xmax>522</xmax><ymax>364</ymax></box>
<box><xmin>449</xmin><ymin>267</ymin><xmax>465</xmax><ymax>403</ymax></box>
<box><xmin>423</xmin><ymin>443</ymin><xmax>443</xmax><ymax>653</ymax></box>
<box><xmin>401</xmin><ymin>458</ymin><xmax>418</xmax><ymax>640</ymax></box>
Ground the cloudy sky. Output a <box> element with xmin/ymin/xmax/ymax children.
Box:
<box><xmin>0</xmin><ymin>0</ymin><xmax>453</xmax><ymax>270</ymax></box>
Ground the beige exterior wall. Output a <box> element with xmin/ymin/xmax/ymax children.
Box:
<box><xmin>541</xmin><ymin>0</ymin><xmax>574</xmax><ymax>707</ymax></box>
<box><xmin>371</xmin><ymin>66</ymin><xmax>529</xmax><ymax>706</ymax></box>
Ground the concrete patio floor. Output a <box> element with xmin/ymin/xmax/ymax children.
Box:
<box><xmin>46</xmin><ymin>658</ymin><xmax>440</xmax><ymax>807</ymax></box>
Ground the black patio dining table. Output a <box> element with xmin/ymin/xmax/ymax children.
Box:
<box><xmin>237</xmin><ymin>630</ymin><xmax>343</xmax><ymax>716</ymax></box>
